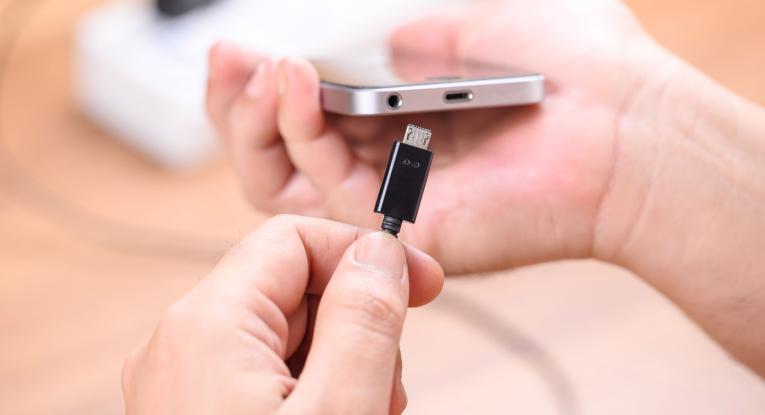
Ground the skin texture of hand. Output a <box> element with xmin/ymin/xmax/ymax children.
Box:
<box><xmin>122</xmin><ymin>215</ymin><xmax>444</xmax><ymax>415</ymax></box>
<box><xmin>207</xmin><ymin>0</ymin><xmax>765</xmax><ymax>376</ymax></box>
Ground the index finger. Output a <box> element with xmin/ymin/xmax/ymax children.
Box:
<box><xmin>206</xmin><ymin>42</ymin><xmax>262</xmax><ymax>137</ymax></box>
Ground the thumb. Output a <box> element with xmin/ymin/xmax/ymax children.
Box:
<box><xmin>388</xmin><ymin>12</ymin><xmax>460</xmax><ymax>58</ymax></box>
<box><xmin>287</xmin><ymin>232</ymin><xmax>408</xmax><ymax>415</ymax></box>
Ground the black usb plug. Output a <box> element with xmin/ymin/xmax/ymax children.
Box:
<box><xmin>156</xmin><ymin>0</ymin><xmax>217</xmax><ymax>17</ymax></box>
<box><xmin>375</xmin><ymin>124</ymin><xmax>433</xmax><ymax>237</ymax></box>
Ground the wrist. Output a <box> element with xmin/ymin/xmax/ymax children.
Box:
<box><xmin>592</xmin><ymin>51</ymin><xmax>765</xmax><ymax>372</ymax></box>
<box><xmin>593</xmin><ymin>49</ymin><xmax>765</xmax><ymax>277</ymax></box>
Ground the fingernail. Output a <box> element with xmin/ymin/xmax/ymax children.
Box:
<box><xmin>276</xmin><ymin>59</ymin><xmax>289</xmax><ymax>96</ymax></box>
<box><xmin>353</xmin><ymin>232</ymin><xmax>406</xmax><ymax>280</ymax></box>
<box><xmin>246</xmin><ymin>61</ymin><xmax>269</xmax><ymax>98</ymax></box>
<box><xmin>277</xmin><ymin>57</ymin><xmax>309</xmax><ymax>96</ymax></box>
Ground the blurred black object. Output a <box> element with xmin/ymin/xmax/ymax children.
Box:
<box><xmin>156</xmin><ymin>0</ymin><xmax>218</xmax><ymax>17</ymax></box>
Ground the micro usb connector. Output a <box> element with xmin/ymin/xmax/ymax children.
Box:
<box><xmin>374</xmin><ymin>124</ymin><xmax>433</xmax><ymax>237</ymax></box>
<box><xmin>402</xmin><ymin>124</ymin><xmax>432</xmax><ymax>149</ymax></box>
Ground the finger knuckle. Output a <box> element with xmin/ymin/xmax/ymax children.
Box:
<box><xmin>121</xmin><ymin>342</ymin><xmax>146</xmax><ymax>398</ymax></box>
<box><xmin>337</xmin><ymin>282</ymin><xmax>406</xmax><ymax>338</ymax></box>
<box><xmin>241</xmin><ymin>186</ymin><xmax>274</xmax><ymax>211</ymax></box>
<box><xmin>160</xmin><ymin>299</ymin><xmax>193</xmax><ymax>329</ymax></box>
<box><xmin>234</xmin><ymin>214</ymin><xmax>299</xmax><ymax>250</ymax></box>
<box><xmin>120</xmin><ymin>355</ymin><xmax>135</xmax><ymax>396</ymax></box>
<box><xmin>391</xmin><ymin>390</ymin><xmax>407</xmax><ymax>415</ymax></box>
<box><xmin>261</xmin><ymin>214</ymin><xmax>301</xmax><ymax>233</ymax></box>
<box><xmin>153</xmin><ymin>298</ymin><xmax>202</xmax><ymax>346</ymax></box>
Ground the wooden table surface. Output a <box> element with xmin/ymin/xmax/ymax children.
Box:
<box><xmin>1</xmin><ymin>1</ymin><xmax>764</xmax><ymax>414</ymax></box>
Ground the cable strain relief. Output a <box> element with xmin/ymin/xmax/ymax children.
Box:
<box><xmin>380</xmin><ymin>216</ymin><xmax>403</xmax><ymax>237</ymax></box>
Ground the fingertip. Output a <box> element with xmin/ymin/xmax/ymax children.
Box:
<box><xmin>282</xmin><ymin>56</ymin><xmax>319</xmax><ymax>81</ymax></box>
<box><xmin>389</xmin><ymin>14</ymin><xmax>459</xmax><ymax>58</ymax></box>
<box><xmin>243</xmin><ymin>59</ymin><xmax>276</xmax><ymax>100</ymax></box>
<box><xmin>404</xmin><ymin>245</ymin><xmax>445</xmax><ymax>307</ymax></box>
<box><xmin>278</xmin><ymin>56</ymin><xmax>320</xmax><ymax>100</ymax></box>
<box><xmin>210</xmin><ymin>40</ymin><xmax>238</xmax><ymax>57</ymax></box>
<box><xmin>209</xmin><ymin>41</ymin><xmax>234</xmax><ymax>66</ymax></box>
<box><xmin>206</xmin><ymin>42</ymin><xmax>263</xmax><ymax>132</ymax></box>
<box><xmin>230</xmin><ymin>59</ymin><xmax>278</xmax><ymax>130</ymax></box>
<box><xmin>208</xmin><ymin>41</ymin><xmax>252</xmax><ymax>81</ymax></box>
<box><xmin>207</xmin><ymin>41</ymin><xmax>230</xmax><ymax>78</ymax></box>
<box><xmin>276</xmin><ymin>56</ymin><xmax>326</xmax><ymax>143</ymax></box>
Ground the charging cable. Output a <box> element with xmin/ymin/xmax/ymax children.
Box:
<box><xmin>374</xmin><ymin>124</ymin><xmax>433</xmax><ymax>237</ymax></box>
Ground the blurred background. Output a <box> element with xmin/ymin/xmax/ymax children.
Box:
<box><xmin>1</xmin><ymin>0</ymin><xmax>764</xmax><ymax>414</ymax></box>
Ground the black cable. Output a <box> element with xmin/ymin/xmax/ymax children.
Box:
<box><xmin>380</xmin><ymin>215</ymin><xmax>403</xmax><ymax>236</ymax></box>
<box><xmin>435</xmin><ymin>289</ymin><xmax>580</xmax><ymax>415</ymax></box>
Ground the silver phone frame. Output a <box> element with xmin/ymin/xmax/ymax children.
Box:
<box><xmin>320</xmin><ymin>74</ymin><xmax>545</xmax><ymax>116</ymax></box>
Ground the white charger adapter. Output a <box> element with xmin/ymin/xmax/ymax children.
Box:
<box><xmin>74</xmin><ymin>0</ymin><xmax>465</xmax><ymax>169</ymax></box>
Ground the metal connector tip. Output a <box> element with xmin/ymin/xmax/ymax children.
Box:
<box><xmin>402</xmin><ymin>124</ymin><xmax>432</xmax><ymax>150</ymax></box>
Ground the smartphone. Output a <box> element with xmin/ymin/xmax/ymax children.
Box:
<box><xmin>313</xmin><ymin>54</ymin><xmax>544</xmax><ymax>116</ymax></box>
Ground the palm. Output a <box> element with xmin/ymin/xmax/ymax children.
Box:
<box><xmin>322</xmin><ymin>0</ymin><xmax>653</xmax><ymax>272</ymax></box>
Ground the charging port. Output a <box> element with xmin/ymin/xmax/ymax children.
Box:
<box><xmin>444</xmin><ymin>91</ymin><xmax>474</xmax><ymax>103</ymax></box>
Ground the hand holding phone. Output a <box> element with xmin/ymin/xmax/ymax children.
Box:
<box><xmin>206</xmin><ymin>0</ymin><xmax>661</xmax><ymax>277</ymax></box>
